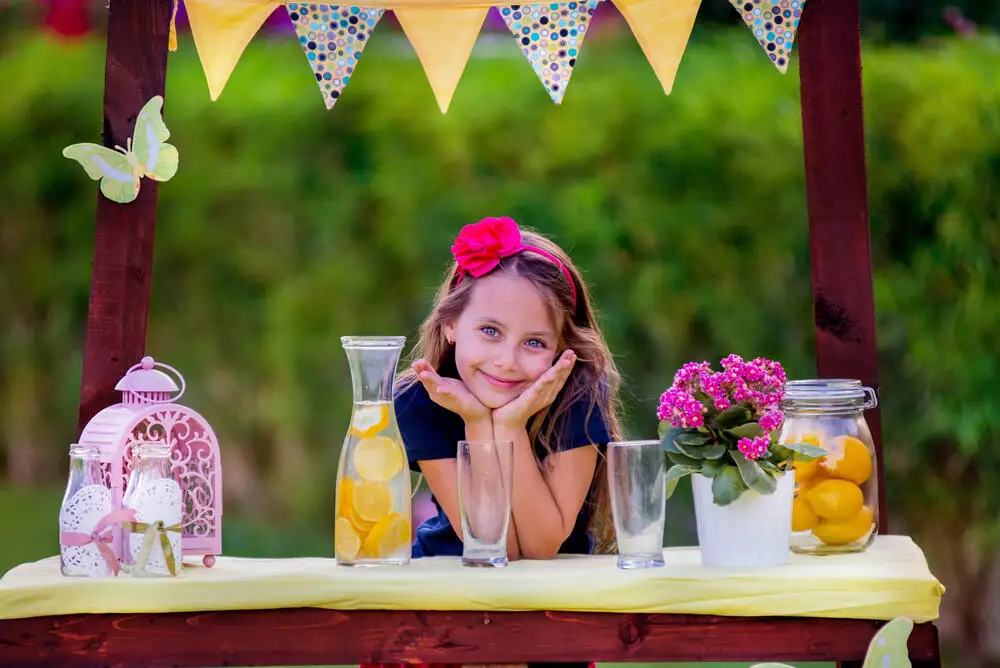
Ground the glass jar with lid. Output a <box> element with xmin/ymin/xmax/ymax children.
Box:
<box><xmin>779</xmin><ymin>379</ymin><xmax>878</xmax><ymax>554</ymax></box>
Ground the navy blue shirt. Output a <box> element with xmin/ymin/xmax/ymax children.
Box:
<box><xmin>395</xmin><ymin>367</ymin><xmax>611</xmax><ymax>559</ymax></box>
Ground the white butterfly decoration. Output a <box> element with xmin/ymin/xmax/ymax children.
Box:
<box><xmin>750</xmin><ymin>617</ymin><xmax>915</xmax><ymax>668</ymax></box>
<box><xmin>63</xmin><ymin>95</ymin><xmax>178</xmax><ymax>204</ymax></box>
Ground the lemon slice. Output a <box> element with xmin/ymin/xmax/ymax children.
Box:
<box><xmin>350</xmin><ymin>403</ymin><xmax>390</xmax><ymax>438</ymax></box>
<box><xmin>352</xmin><ymin>480</ymin><xmax>393</xmax><ymax>523</ymax></box>
<box><xmin>353</xmin><ymin>436</ymin><xmax>404</xmax><ymax>482</ymax></box>
<box><xmin>337</xmin><ymin>477</ymin><xmax>375</xmax><ymax>533</ymax></box>
<box><xmin>335</xmin><ymin>517</ymin><xmax>362</xmax><ymax>562</ymax></box>
<box><xmin>362</xmin><ymin>513</ymin><xmax>411</xmax><ymax>558</ymax></box>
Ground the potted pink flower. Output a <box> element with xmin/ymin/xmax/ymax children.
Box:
<box><xmin>658</xmin><ymin>355</ymin><xmax>824</xmax><ymax>567</ymax></box>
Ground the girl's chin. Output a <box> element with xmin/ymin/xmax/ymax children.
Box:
<box><xmin>469</xmin><ymin>385</ymin><xmax>521</xmax><ymax>411</ymax></box>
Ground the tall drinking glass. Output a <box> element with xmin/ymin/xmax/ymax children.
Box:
<box><xmin>457</xmin><ymin>440</ymin><xmax>513</xmax><ymax>567</ymax></box>
<box><xmin>608</xmin><ymin>440</ymin><xmax>666</xmax><ymax>569</ymax></box>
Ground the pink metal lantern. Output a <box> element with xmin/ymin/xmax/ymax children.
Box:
<box><xmin>78</xmin><ymin>356</ymin><xmax>222</xmax><ymax>567</ymax></box>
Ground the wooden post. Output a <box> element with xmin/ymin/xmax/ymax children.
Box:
<box><xmin>77</xmin><ymin>0</ymin><xmax>173</xmax><ymax>433</ymax></box>
<box><xmin>797</xmin><ymin>0</ymin><xmax>886</xmax><ymax>533</ymax></box>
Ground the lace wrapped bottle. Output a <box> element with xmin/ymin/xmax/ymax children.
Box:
<box><xmin>59</xmin><ymin>443</ymin><xmax>127</xmax><ymax>577</ymax></box>
<box><xmin>122</xmin><ymin>442</ymin><xmax>183</xmax><ymax>577</ymax></box>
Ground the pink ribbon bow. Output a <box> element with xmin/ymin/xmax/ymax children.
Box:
<box><xmin>451</xmin><ymin>217</ymin><xmax>577</xmax><ymax>306</ymax></box>
<box><xmin>60</xmin><ymin>507</ymin><xmax>136</xmax><ymax>576</ymax></box>
<box><xmin>451</xmin><ymin>216</ymin><xmax>524</xmax><ymax>278</ymax></box>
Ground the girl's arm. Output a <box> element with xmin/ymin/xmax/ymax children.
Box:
<box><xmin>412</xmin><ymin>360</ymin><xmax>522</xmax><ymax>559</ymax></box>
<box><xmin>493</xmin><ymin>350</ymin><xmax>595</xmax><ymax>559</ymax></box>
<box><xmin>493</xmin><ymin>421</ymin><xmax>597</xmax><ymax>559</ymax></box>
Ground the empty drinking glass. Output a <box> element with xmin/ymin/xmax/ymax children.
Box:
<box><xmin>457</xmin><ymin>440</ymin><xmax>513</xmax><ymax>567</ymax></box>
<box><xmin>608</xmin><ymin>440</ymin><xmax>666</xmax><ymax>569</ymax></box>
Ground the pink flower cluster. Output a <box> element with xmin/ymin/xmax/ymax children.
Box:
<box><xmin>656</xmin><ymin>387</ymin><xmax>705</xmax><ymax>428</ymax></box>
<box><xmin>657</xmin><ymin>355</ymin><xmax>788</xmax><ymax>434</ymax></box>
<box><xmin>738</xmin><ymin>436</ymin><xmax>770</xmax><ymax>460</ymax></box>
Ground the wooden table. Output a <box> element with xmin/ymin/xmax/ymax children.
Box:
<box><xmin>0</xmin><ymin>536</ymin><xmax>944</xmax><ymax>667</ymax></box>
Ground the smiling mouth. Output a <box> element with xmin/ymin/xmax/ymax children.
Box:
<box><xmin>478</xmin><ymin>370</ymin><xmax>523</xmax><ymax>390</ymax></box>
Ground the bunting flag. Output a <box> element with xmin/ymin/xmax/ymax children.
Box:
<box><xmin>171</xmin><ymin>0</ymin><xmax>807</xmax><ymax>110</ymax></box>
<box><xmin>287</xmin><ymin>3</ymin><xmax>386</xmax><ymax>109</ymax></box>
<box><xmin>729</xmin><ymin>0</ymin><xmax>806</xmax><ymax>73</ymax></box>
<box><xmin>612</xmin><ymin>0</ymin><xmax>701</xmax><ymax>94</ymax></box>
<box><xmin>185</xmin><ymin>0</ymin><xmax>282</xmax><ymax>100</ymax></box>
<box><xmin>396</xmin><ymin>7</ymin><xmax>489</xmax><ymax>113</ymax></box>
<box><xmin>498</xmin><ymin>1</ymin><xmax>600</xmax><ymax>104</ymax></box>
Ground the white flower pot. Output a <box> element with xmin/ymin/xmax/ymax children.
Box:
<box><xmin>691</xmin><ymin>471</ymin><xmax>794</xmax><ymax>567</ymax></box>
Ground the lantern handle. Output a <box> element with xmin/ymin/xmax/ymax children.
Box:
<box><xmin>122</xmin><ymin>356</ymin><xmax>187</xmax><ymax>404</ymax></box>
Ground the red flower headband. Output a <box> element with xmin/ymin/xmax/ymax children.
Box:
<box><xmin>450</xmin><ymin>217</ymin><xmax>577</xmax><ymax>307</ymax></box>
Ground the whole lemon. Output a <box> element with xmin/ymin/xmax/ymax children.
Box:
<box><xmin>820</xmin><ymin>435</ymin><xmax>872</xmax><ymax>485</ymax></box>
<box><xmin>792</xmin><ymin>496</ymin><xmax>819</xmax><ymax>532</ymax></box>
<box><xmin>812</xmin><ymin>506</ymin><xmax>874</xmax><ymax>546</ymax></box>
<box><xmin>788</xmin><ymin>433</ymin><xmax>826</xmax><ymax>483</ymax></box>
<box><xmin>805</xmin><ymin>479</ymin><xmax>864</xmax><ymax>521</ymax></box>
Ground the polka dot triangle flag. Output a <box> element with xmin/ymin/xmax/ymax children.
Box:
<box><xmin>498</xmin><ymin>1</ymin><xmax>600</xmax><ymax>104</ymax></box>
<box><xmin>729</xmin><ymin>0</ymin><xmax>806</xmax><ymax>73</ymax></box>
<box><xmin>287</xmin><ymin>3</ymin><xmax>385</xmax><ymax>109</ymax></box>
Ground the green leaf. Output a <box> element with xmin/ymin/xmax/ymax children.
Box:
<box><xmin>657</xmin><ymin>420</ymin><xmax>671</xmax><ymax>439</ymax></box>
<box><xmin>712</xmin><ymin>405</ymin><xmax>751</xmax><ymax>429</ymax></box>
<box><xmin>702</xmin><ymin>443</ymin><xmax>727</xmax><ymax>460</ymax></box>
<box><xmin>711</xmin><ymin>466</ymin><xmax>746</xmax><ymax>506</ymax></box>
<box><xmin>733</xmin><ymin>453</ymin><xmax>778</xmax><ymax>494</ymax></box>
<box><xmin>660</xmin><ymin>427</ymin><xmax>683</xmax><ymax>454</ymax></box>
<box><xmin>668</xmin><ymin>451</ymin><xmax>701</xmax><ymax>468</ymax></box>
<box><xmin>758</xmin><ymin>459</ymin><xmax>781</xmax><ymax>474</ymax></box>
<box><xmin>726</xmin><ymin>422</ymin><xmax>766</xmax><ymax>439</ymax></box>
<box><xmin>700</xmin><ymin>457</ymin><xmax>727</xmax><ymax>477</ymax></box>
<box><xmin>783</xmin><ymin>441</ymin><xmax>827</xmax><ymax>460</ymax></box>
<box><xmin>674</xmin><ymin>440</ymin><xmax>707</xmax><ymax>459</ymax></box>
<box><xmin>664</xmin><ymin>465</ymin><xmax>696</xmax><ymax>499</ymax></box>
<box><xmin>769</xmin><ymin>444</ymin><xmax>793</xmax><ymax>462</ymax></box>
<box><xmin>676</xmin><ymin>432</ymin><xmax>711</xmax><ymax>446</ymax></box>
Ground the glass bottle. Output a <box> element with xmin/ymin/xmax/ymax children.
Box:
<box><xmin>779</xmin><ymin>379</ymin><xmax>879</xmax><ymax>554</ymax></box>
<box><xmin>335</xmin><ymin>336</ymin><xmax>412</xmax><ymax>566</ymax></box>
<box><xmin>59</xmin><ymin>443</ymin><xmax>115</xmax><ymax>577</ymax></box>
<box><xmin>122</xmin><ymin>441</ymin><xmax>183</xmax><ymax>577</ymax></box>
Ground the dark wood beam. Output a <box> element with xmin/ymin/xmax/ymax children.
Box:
<box><xmin>0</xmin><ymin>610</ymin><xmax>940</xmax><ymax>667</ymax></box>
<box><xmin>798</xmin><ymin>0</ymin><xmax>887</xmax><ymax>529</ymax></box>
<box><xmin>76</xmin><ymin>0</ymin><xmax>173</xmax><ymax>433</ymax></box>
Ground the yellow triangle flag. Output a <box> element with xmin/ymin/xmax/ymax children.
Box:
<box><xmin>184</xmin><ymin>0</ymin><xmax>282</xmax><ymax>100</ymax></box>
<box><xmin>396</xmin><ymin>7</ymin><xmax>488</xmax><ymax>114</ymax></box>
<box><xmin>612</xmin><ymin>0</ymin><xmax>702</xmax><ymax>94</ymax></box>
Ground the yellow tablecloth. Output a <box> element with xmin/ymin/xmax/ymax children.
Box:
<box><xmin>0</xmin><ymin>535</ymin><xmax>943</xmax><ymax>622</ymax></box>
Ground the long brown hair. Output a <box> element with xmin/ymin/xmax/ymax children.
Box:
<box><xmin>397</xmin><ymin>228</ymin><xmax>623</xmax><ymax>553</ymax></box>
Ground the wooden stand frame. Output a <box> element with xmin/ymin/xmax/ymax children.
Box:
<box><xmin>2</xmin><ymin>0</ymin><xmax>941</xmax><ymax>665</ymax></box>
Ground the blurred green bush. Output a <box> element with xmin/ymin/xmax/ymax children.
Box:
<box><xmin>0</xmin><ymin>26</ymin><xmax>998</xmax><ymax>664</ymax></box>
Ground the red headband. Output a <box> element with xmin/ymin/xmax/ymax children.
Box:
<box><xmin>451</xmin><ymin>217</ymin><xmax>578</xmax><ymax>307</ymax></box>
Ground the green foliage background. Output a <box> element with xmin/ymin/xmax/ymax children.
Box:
<box><xmin>0</xmin><ymin>21</ymin><xmax>998</xmax><ymax>666</ymax></box>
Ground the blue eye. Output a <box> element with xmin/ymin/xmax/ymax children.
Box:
<box><xmin>526</xmin><ymin>339</ymin><xmax>546</xmax><ymax>349</ymax></box>
<box><xmin>480</xmin><ymin>326</ymin><xmax>499</xmax><ymax>338</ymax></box>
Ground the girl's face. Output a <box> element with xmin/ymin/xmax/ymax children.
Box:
<box><xmin>444</xmin><ymin>273</ymin><xmax>561</xmax><ymax>409</ymax></box>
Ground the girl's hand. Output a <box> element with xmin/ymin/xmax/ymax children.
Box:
<box><xmin>412</xmin><ymin>360</ymin><xmax>491</xmax><ymax>423</ymax></box>
<box><xmin>493</xmin><ymin>350</ymin><xmax>577</xmax><ymax>429</ymax></box>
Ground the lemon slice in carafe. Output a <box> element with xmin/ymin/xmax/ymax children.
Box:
<box><xmin>362</xmin><ymin>513</ymin><xmax>411</xmax><ymax>558</ymax></box>
<box><xmin>350</xmin><ymin>403</ymin><xmax>390</xmax><ymax>438</ymax></box>
<box><xmin>335</xmin><ymin>517</ymin><xmax>362</xmax><ymax>561</ymax></box>
<box><xmin>353</xmin><ymin>436</ymin><xmax>404</xmax><ymax>482</ymax></box>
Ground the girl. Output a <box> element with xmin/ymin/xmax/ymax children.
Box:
<box><xmin>395</xmin><ymin>215</ymin><xmax>623</xmax><ymax>562</ymax></box>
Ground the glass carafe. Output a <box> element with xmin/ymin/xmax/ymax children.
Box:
<box><xmin>779</xmin><ymin>379</ymin><xmax>879</xmax><ymax>555</ymax></box>
<box><xmin>335</xmin><ymin>336</ymin><xmax>412</xmax><ymax>565</ymax></box>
